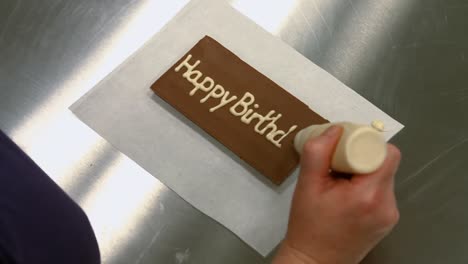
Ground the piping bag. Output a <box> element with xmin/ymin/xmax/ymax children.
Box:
<box><xmin>294</xmin><ymin>122</ymin><xmax>387</xmax><ymax>174</ymax></box>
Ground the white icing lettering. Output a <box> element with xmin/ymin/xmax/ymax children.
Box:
<box><xmin>210</xmin><ymin>91</ymin><xmax>237</xmax><ymax>112</ymax></box>
<box><xmin>190</xmin><ymin>76</ymin><xmax>214</xmax><ymax>96</ymax></box>
<box><xmin>200</xmin><ymin>84</ymin><xmax>224</xmax><ymax>103</ymax></box>
<box><xmin>229</xmin><ymin>92</ymin><xmax>255</xmax><ymax>116</ymax></box>
<box><xmin>266</xmin><ymin>125</ymin><xmax>298</xmax><ymax>147</ymax></box>
<box><xmin>258</xmin><ymin>113</ymin><xmax>282</xmax><ymax>135</ymax></box>
<box><xmin>176</xmin><ymin>56</ymin><xmax>299</xmax><ymax>148</ymax></box>
<box><xmin>187</xmin><ymin>70</ymin><xmax>203</xmax><ymax>86</ymax></box>
<box><xmin>242</xmin><ymin>112</ymin><xmax>262</xmax><ymax>124</ymax></box>
<box><xmin>253</xmin><ymin>110</ymin><xmax>277</xmax><ymax>133</ymax></box>
<box><xmin>175</xmin><ymin>54</ymin><xmax>200</xmax><ymax>73</ymax></box>
<box><xmin>240</xmin><ymin>109</ymin><xmax>255</xmax><ymax>123</ymax></box>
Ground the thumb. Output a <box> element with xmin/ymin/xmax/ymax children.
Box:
<box><xmin>299</xmin><ymin>125</ymin><xmax>343</xmax><ymax>185</ymax></box>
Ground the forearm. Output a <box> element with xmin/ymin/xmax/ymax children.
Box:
<box><xmin>273</xmin><ymin>242</ymin><xmax>320</xmax><ymax>264</ymax></box>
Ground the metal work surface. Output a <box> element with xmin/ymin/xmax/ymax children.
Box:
<box><xmin>0</xmin><ymin>0</ymin><xmax>466</xmax><ymax>263</ymax></box>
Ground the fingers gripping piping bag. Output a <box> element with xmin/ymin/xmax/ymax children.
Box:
<box><xmin>294</xmin><ymin>122</ymin><xmax>387</xmax><ymax>174</ymax></box>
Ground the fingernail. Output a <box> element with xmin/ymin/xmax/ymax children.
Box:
<box><xmin>322</xmin><ymin>125</ymin><xmax>342</xmax><ymax>137</ymax></box>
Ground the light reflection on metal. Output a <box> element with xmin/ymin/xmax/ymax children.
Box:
<box><xmin>10</xmin><ymin>0</ymin><xmax>188</xmax><ymax>149</ymax></box>
<box><xmin>230</xmin><ymin>0</ymin><xmax>300</xmax><ymax>34</ymax></box>
<box><xmin>12</xmin><ymin>112</ymin><xmax>105</xmax><ymax>188</ymax></box>
<box><xmin>80</xmin><ymin>154</ymin><xmax>166</xmax><ymax>262</ymax></box>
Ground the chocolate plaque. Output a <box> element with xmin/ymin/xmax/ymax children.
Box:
<box><xmin>151</xmin><ymin>36</ymin><xmax>328</xmax><ymax>185</ymax></box>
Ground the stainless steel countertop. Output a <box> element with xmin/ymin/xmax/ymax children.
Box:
<box><xmin>1</xmin><ymin>0</ymin><xmax>467</xmax><ymax>263</ymax></box>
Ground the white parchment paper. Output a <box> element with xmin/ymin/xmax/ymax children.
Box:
<box><xmin>71</xmin><ymin>0</ymin><xmax>404</xmax><ymax>256</ymax></box>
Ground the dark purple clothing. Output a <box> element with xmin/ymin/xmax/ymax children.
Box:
<box><xmin>0</xmin><ymin>130</ymin><xmax>100</xmax><ymax>264</ymax></box>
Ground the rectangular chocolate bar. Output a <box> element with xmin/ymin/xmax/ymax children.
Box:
<box><xmin>151</xmin><ymin>36</ymin><xmax>328</xmax><ymax>185</ymax></box>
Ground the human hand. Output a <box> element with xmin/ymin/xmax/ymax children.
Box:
<box><xmin>273</xmin><ymin>126</ymin><xmax>401</xmax><ymax>264</ymax></box>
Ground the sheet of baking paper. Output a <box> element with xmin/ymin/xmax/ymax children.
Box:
<box><xmin>71</xmin><ymin>0</ymin><xmax>404</xmax><ymax>256</ymax></box>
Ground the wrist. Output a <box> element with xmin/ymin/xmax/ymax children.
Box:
<box><xmin>273</xmin><ymin>241</ymin><xmax>321</xmax><ymax>264</ymax></box>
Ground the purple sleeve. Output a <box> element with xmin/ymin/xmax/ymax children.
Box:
<box><xmin>0</xmin><ymin>130</ymin><xmax>100</xmax><ymax>264</ymax></box>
